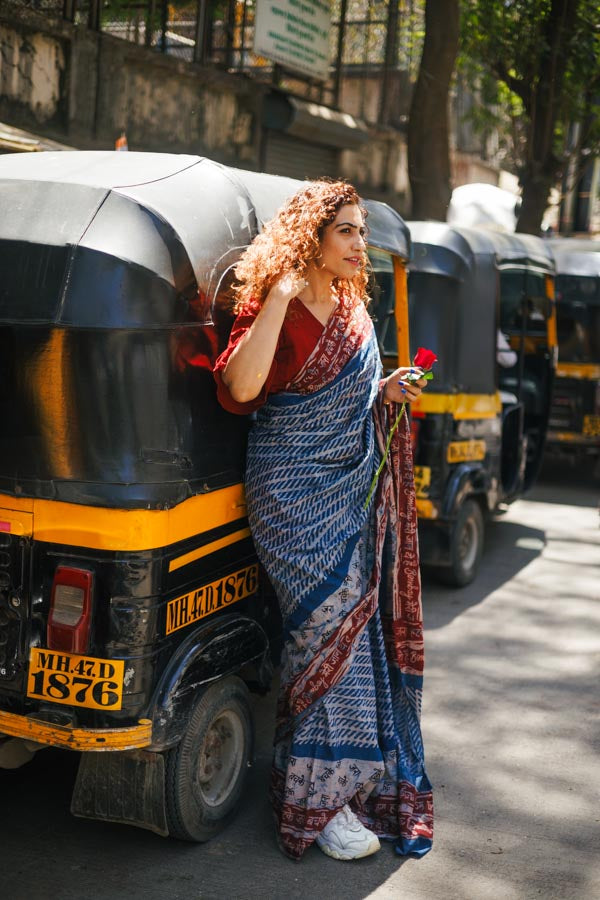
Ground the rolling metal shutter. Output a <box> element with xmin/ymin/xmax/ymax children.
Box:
<box><xmin>263</xmin><ymin>132</ymin><xmax>339</xmax><ymax>180</ymax></box>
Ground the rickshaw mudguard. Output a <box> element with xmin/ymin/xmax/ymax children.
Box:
<box><xmin>71</xmin><ymin>747</ymin><xmax>169</xmax><ymax>837</ymax></box>
<box><xmin>418</xmin><ymin>464</ymin><xmax>491</xmax><ymax>567</ymax></box>
<box><xmin>441</xmin><ymin>462</ymin><xmax>491</xmax><ymax>520</ymax></box>
<box><xmin>148</xmin><ymin>613</ymin><xmax>271</xmax><ymax>751</ymax></box>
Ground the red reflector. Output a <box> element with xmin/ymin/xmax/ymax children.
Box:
<box><xmin>0</xmin><ymin>521</ymin><xmax>11</xmax><ymax>532</ymax></box>
<box><xmin>47</xmin><ymin>567</ymin><xmax>94</xmax><ymax>654</ymax></box>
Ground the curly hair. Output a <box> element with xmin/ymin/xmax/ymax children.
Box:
<box><xmin>232</xmin><ymin>179</ymin><xmax>369</xmax><ymax>313</ymax></box>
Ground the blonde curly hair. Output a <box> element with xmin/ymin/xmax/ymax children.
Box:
<box><xmin>233</xmin><ymin>179</ymin><xmax>369</xmax><ymax>313</ymax></box>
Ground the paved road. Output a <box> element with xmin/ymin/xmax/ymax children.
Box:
<box><xmin>1</xmin><ymin>466</ymin><xmax>599</xmax><ymax>900</ymax></box>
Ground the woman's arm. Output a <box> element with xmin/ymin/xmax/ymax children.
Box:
<box><xmin>222</xmin><ymin>272</ymin><xmax>306</xmax><ymax>404</ymax></box>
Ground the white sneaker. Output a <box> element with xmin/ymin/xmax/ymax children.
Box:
<box><xmin>315</xmin><ymin>805</ymin><xmax>381</xmax><ymax>861</ymax></box>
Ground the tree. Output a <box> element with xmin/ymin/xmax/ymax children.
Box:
<box><xmin>461</xmin><ymin>0</ymin><xmax>600</xmax><ymax>234</ymax></box>
<box><xmin>407</xmin><ymin>0</ymin><xmax>460</xmax><ymax>220</ymax></box>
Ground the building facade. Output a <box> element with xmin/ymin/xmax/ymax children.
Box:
<box><xmin>0</xmin><ymin>0</ymin><xmax>503</xmax><ymax>212</ymax></box>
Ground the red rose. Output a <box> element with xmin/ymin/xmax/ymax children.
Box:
<box><xmin>364</xmin><ymin>345</ymin><xmax>438</xmax><ymax>508</ymax></box>
<box><xmin>413</xmin><ymin>347</ymin><xmax>438</xmax><ymax>371</ymax></box>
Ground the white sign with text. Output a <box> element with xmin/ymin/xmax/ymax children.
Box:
<box><xmin>254</xmin><ymin>0</ymin><xmax>331</xmax><ymax>82</ymax></box>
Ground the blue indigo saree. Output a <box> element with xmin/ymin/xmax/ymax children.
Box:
<box><xmin>244</xmin><ymin>297</ymin><xmax>433</xmax><ymax>860</ymax></box>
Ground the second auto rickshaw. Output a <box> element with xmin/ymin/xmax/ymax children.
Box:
<box><xmin>0</xmin><ymin>151</ymin><xmax>412</xmax><ymax>839</ymax></box>
<box><xmin>407</xmin><ymin>222</ymin><xmax>557</xmax><ymax>585</ymax></box>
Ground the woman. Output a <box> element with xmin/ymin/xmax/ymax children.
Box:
<box><xmin>214</xmin><ymin>180</ymin><xmax>433</xmax><ymax>861</ymax></box>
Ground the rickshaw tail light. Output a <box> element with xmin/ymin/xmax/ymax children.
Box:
<box><xmin>47</xmin><ymin>567</ymin><xmax>94</xmax><ymax>654</ymax></box>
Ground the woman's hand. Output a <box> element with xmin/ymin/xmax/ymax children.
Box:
<box><xmin>383</xmin><ymin>367</ymin><xmax>427</xmax><ymax>404</ymax></box>
<box><xmin>268</xmin><ymin>271</ymin><xmax>308</xmax><ymax>306</ymax></box>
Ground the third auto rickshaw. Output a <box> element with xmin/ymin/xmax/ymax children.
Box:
<box><xmin>546</xmin><ymin>238</ymin><xmax>600</xmax><ymax>468</ymax></box>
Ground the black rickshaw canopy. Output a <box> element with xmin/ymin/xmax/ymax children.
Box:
<box><xmin>547</xmin><ymin>238</ymin><xmax>600</xmax><ymax>279</ymax></box>
<box><xmin>0</xmin><ymin>151</ymin><xmax>410</xmax><ymax>509</ymax></box>
<box><xmin>0</xmin><ymin>151</ymin><xmax>411</xmax><ymax>328</ymax></box>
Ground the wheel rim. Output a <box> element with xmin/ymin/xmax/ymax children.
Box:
<box><xmin>458</xmin><ymin>515</ymin><xmax>479</xmax><ymax>571</ymax></box>
<box><xmin>195</xmin><ymin>708</ymin><xmax>245</xmax><ymax>808</ymax></box>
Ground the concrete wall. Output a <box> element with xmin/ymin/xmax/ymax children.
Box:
<box><xmin>0</xmin><ymin>18</ymin><xmax>68</xmax><ymax>134</ymax></box>
<box><xmin>0</xmin><ymin>4</ymin><xmax>262</xmax><ymax>167</ymax></box>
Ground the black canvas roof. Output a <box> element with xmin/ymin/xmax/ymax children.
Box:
<box><xmin>408</xmin><ymin>221</ymin><xmax>555</xmax><ymax>278</ymax></box>
<box><xmin>547</xmin><ymin>238</ymin><xmax>600</xmax><ymax>278</ymax></box>
<box><xmin>0</xmin><ymin>152</ymin><xmax>410</xmax><ymax>327</ymax></box>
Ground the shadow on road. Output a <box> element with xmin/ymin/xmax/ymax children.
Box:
<box><xmin>422</xmin><ymin>454</ymin><xmax>600</xmax><ymax>630</ymax></box>
<box><xmin>422</xmin><ymin>516</ymin><xmax>546</xmax><ymax>630</ymax></box>
<box><xmin>0</xmin><ymin>739</ymin><xmax>418</xmax><ymax>900</ymax></box>
<box><xmin>1</xmin><ymin>464</ymin><xmax>598</xmax><ymax>900</ymax></box>
<box><xmin>533</xmin><ymin>458</ymin><xmax>600</xmax><ymax>507</ymax></box>
<box><xmin>421</xmin><ymin>565</ymin><xmax>600</xmax><ymax>900</ymax></box>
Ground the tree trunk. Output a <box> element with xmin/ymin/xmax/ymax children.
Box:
<box><xmin>407</xmin><ymin>0</ymin><xmax>460</xmax><ymax>220</ymax></box>
<box><xmin>516</xmin><ymin>166</ymin><xmax>557</xmax><ymax>234</ymax></box>
<box><xmin>515</xmin><ymin>0</ymin><xmax>580</xmax><ymax>233</ymax></box>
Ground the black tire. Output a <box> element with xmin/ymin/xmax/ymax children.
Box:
<box><xmin>165</xmin><ymin>676</ymin><xmax>253</xmax><ymax>842</ymax></box>
<box><xmin>439</xmin><ymin>498</ymin><xmax>484</xmax><ymax>587</ymax></box>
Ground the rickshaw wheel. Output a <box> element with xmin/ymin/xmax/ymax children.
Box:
<box><xmin>165</xmin><ymin>676</ymin><xmax>253</xmax><ymax>842</ymax></box>
<box><xmin>440</xmin><ymin>498</ymin><xmax>484</xmax><ymax>587</ymax></box>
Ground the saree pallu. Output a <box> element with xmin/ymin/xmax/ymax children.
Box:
<box><xmin>245</xmin><ymin>301</ymin><xmax>433</xmax><ymax>860</ymax></box>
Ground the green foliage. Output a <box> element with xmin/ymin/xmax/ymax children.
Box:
<box><xmin>460</xmin><ymin>0</ymin><xmax>600</xmax><ymax>174</ymax></box>
<box><xmin>398</xmin><ymin>1</ymin><xmax>426</xmax><ymax>79</ymax></box>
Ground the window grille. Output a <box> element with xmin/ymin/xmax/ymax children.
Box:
<box><xmin>9</xmin><ymin>0</ymin><xmax>426</xmax><ymax>124</ymax></box>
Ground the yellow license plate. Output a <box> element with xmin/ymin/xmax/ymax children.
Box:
<box><xmin>27</xmin><ymin>649</ymin><xmax>124</xmax><ymax>710</ymax></box>
<box><xmin>447</xmin><ymin>440</ymin><xmax>486</xmax><ymax>463</ymax></box>
<box><xmin>583</xmin><ymin>415</ymin><xmax>600</xmax><ymax>437</ymax></box>
<box><xmin>166</xmin><ymin>564</ymin><xmax>259</xmax><ymax>635</ymax></box>
<box><xmin>413</xmin><ymin>465</ymin><xmax>431</xmax><ymax>498</ymax></box>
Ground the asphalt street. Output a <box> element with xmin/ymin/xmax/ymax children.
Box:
<box><xmin>1</xmin><ymin>463</ymin><xmax>598</xmax><ymax>900</ymax></box>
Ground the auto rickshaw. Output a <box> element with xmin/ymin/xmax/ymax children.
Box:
<box><xmin>407</xmin><ymin>222</ymin><xmax>557</xmax><ymax>585</ymax></box>
<box><xmin>0</xmin><ymin>151</ymin><xmax>412</xmax><ymax>839</ymax></box>
<box><xmin>546</xmin><ymin>238</ymin><xmax>600</xmax><ymax>469</ymax></box>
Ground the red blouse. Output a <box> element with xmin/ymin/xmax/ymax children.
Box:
<box><xmin>213</xmin><ymin>297</ymin><xmax>326</xmax><ymax>415</ymax></box>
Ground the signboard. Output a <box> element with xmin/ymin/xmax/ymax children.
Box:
<box><xmin>254</xmin><ymin>0</ymin><xmax>331</xmax><ymax>82</ymax></box>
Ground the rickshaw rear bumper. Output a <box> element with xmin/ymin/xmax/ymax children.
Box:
<box><xmin>0</xmin><ymin>709</ymin><xmax>152</xmax><ymax>752</ymax></box>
